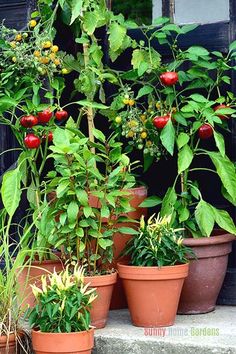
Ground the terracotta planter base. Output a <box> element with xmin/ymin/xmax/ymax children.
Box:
<box><xmin>0</xmin><ymin>334</ymin><xmax>16</xmax><ymax>354</ymax></box>
<box><xmin>32</xmin><ymin>329</ymin><xmax>94</xmax><ymax>354</ymax></box>
<box><xmin>118</xmin><ymin>263</ymin><xmax>189</xmax><ymax>327</ymax></box>
<box><xmin>178</xmin><ymin>233</ymin><xmax>235</xmax><ymax>315</ymax></box>
<box><xmin>84</xmin><ymin>272</ymin><xmax>117</xmax><ymax>329</ymax></box>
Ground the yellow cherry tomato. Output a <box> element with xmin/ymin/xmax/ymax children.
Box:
<box><xmin>128</xmin><ymin>99</ymin><xmax>135</xmax><ymax>106</ymax></box>
<box><xmin>61</xmin><ymin>68</ymin><xmax>69</xmax><ymax>74</ymax></box>
<box><xmin>54</xmin><ymin>58</ymin><xmax>61</xmax><ymax>66</ymax></box>
<box><xmin>115</xmin><ymin>116</ymin><xmax>122</xmax><ymax>124</ymax></box>
<box><xmin>34</xmin><ymin>50</ymin><xmax>41</xmax><ymax>57</ymax></box>
<box><xmin>42</xmin><ymin>41</ymin><xmax>52</xmax><ymax>49</ymax></box>
<box><xmin>128</xmin><ymin>120</ymin><xmax>138</xmax><ymax>128</ymax></box>
<box><xmin>156</xmin><ymin>102</ymin><xmax>161</xmax><ymax>109</ymax></box>
<box><xmin>141</xmin><ymin>131</ymin><xmax>147</xmax><ymax>139</ymax></box>
<box><xmin>29</xmin><ymin>20</ymin><xmax>37</xmax><ymax>28</ymax></box>
<box><xmin>12</xmin><ymin>57</ymin><xmax>17</xmax><ymax>63</ymax></box>
<box><xmin>140</xmin><ymin>114</ymin><xmax>146</xmax><ymax>121</ymax></box>
<box><xmin>146</xmin><ymin>140</ymin><xmax>152</xmax><ymax>147</ymax></box>
<box><xmin>51</xmin><ymin>45</ymin><xmax>59</xmax><ymax>53</ymax></box>
<box><xmin>123</xmin><ymin>98</ymin><xmax>130</xmax><ymax>105</ymax></box>
<box><xmin>9</xmin><ymin>41</ymin><xmax>16</xmax><ymax>48</ymax></box>
<box><xmin>127</xmin><ymin>131</ymin><xmax>134</xmax><ymax>138</ymax></box>
<box><xmin>39</xmin><ymin>57</ymin><xmax>50</xmax><ymax>64</ymax></box>
<box><xmin>49</xmin><ymin>53</ymin><xmax>56</xmax><ymax>60</ymax></box>
<box><xmin>15</xmin><ymin>34</ymin><xmax>22</xmax><ymax>42</ymax></box>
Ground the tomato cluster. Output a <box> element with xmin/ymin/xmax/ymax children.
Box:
<box><xmin>21</xmin><ymin>109</ymin><xmax>69</xmax><ymax>149</ymax></box>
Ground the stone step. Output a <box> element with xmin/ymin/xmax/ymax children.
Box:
<box><xmin>93</xmin><ymin>306</ymin><xmax>236</xmax><ymax>354</ymax></box>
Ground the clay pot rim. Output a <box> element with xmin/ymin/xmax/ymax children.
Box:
<box><xmin>23</xmin><ymin>253</ymin><xmax>63</xmax><ymax>266</ymax></box>
<box><xmin>0</xmin><ymin>333</ymin><xmax>16</xmax><ymax>343</ymax></box>
<box><xmin>32</xmin><ymin>328</ymin><xmax>94</xmax><ymax>336</ymax></box>
<box><xmin>183</xmin><ymin>233</ymin><xmax>235</xmax><ymax>247</ymax></box>
<box><xmin>117</xmin><ymin>262</ymin><xmax>189</xmax><ymax>280</ymax></box>
<box><xmin>84</xmin><ymin>271</ymin><xmax>117</xmax><ymax>285</ymax></box>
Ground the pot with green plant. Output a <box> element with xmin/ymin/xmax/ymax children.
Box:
<box><xmin>27</xmin><ymin>265</ymin><xmax>96</xmax><ymax>354</ymax></box>
<box><xmin>118</xmin><ymin>214</ymin><xmax>192</xmax><ymax>327</ymax></box>
<box><xmin>42</xmin><ymin>125</ymin><xmax>137</xmax><ymax>328</ymax></box>
<box><xmin>107</xmin><ymin>18</ymin><xmax>236</xmax><ymax>314</ymax></box>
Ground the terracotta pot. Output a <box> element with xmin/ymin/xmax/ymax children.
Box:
<box><xmin>178</xmin><ymin>232</ymin><xmax>235</xmax><ymax>314</ymax></box>
<box><xmin>0</xmin><ymin>334</ymin><xmax>16</xmax><ymax>354</ymax></box>
<box><xmin>17</xmin><ymin>256</ymin><xmax>64</xmax><ymax>309</ymax></box>
<box><xmin>32</xmin><ymin>328</ymin><xmax>94</xmax><ymax>354</ymax></box>
<box><xmin>118</xmin><ymin>262</ymin><xmax>189</xmax><ymax>327</ymax></box>
<box><xmin>84</xmin><ymin>272</ymin><xmax>117</xmax><ymax>329</ymax></box>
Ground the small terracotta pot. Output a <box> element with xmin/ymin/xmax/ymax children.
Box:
<box><xmin>17</xmin><ymin>256</ymin><xmax>64</xmax><ymax>309</ymax></box>
<box><xmin>178</xmin><ymin>232</ymin><xmax>235</xmax><ymax>314</ymax></box>
<box><xmin>32</xmin><ymin>328</ymin><xmax>94</xmax><ymax>354</ymax></box>
<box><xmin>118</xmin><ymin>263</ymin><xmax>189</xmax><ymax>327</ymax></box>
<box><xmin>0</xmin><ymin>334</ymin><xmax>16</xmax><ymax>354</ymax></box>
<box><xmin>110</xmin><ymin>186</ymin><xmax>148</xmax><ymax>310</ymax></box>
<box><xmin>84</xmin><ymin>272</ymin><xmax>117</xmax><ymax>329</ymax></box>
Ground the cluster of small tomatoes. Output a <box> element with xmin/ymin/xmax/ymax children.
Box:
<box><xmin>115</xmin><ymin>71</ymin><xmax>231</xmax><ymax>155</ymax></box>
<box><xmin>21</xmin><ymin>109</ymin><xmax>68</xmax><ymax>149</ymax></box>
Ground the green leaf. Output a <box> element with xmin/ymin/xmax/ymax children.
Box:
<box><xmin>70</xmin><ymin>0</ymin><xmax>82</xmax><ymax>24</ymax></box>
<box><xmin>222</xmin><ymin>186</ymin><xmax>236</xmax><ymax>206</ymax></box>
<box><xmin>143</xmin><ymin>153</ymin><xmax>154</xmax><ymax>172</ymax></box>
<box><xmin>101</xmin><ymin>205</ymin><xmax>110</xmax><ymax>219</ymax></box>
<box><xmin>118</xmin><ymin>227</ymin><xmax>139</xmax><ymax>235</ymax></box>
<box><xmin>178</xmin><ymin>144</ymin><xmax>193</xmax><ymax>174</ymax></box>
<box><xmin>160</xmin><ymin>119</ymin><xmax>175</xmax><ymax>155</ymax></box>
<box><xmin>108</xmin><ymin>23</ymin><xmax>126</xmax><ymax>52</ymax></box>
<box><xmin>187</xmin><ymin>46</ymin><xmax>209</xmax><ymax>57</ymax></box>
<box><xmin>83</xmin><ymin>11</ymin><xmax>98</xmax><ymax>35</ymax></box>
<box><xmin>208</xmin><ymin>152</ymin><xmax>236</xmax><ymax>201</ymax></box>
<box><xmin>213</xmin><ymin>131</ymin><xmax>225</xmax><ymax>157</ymax></box>
<box><xmin>180</xmin><ymin>24</ymin><xmax>198</xmax><ymax>34</ymax></box>
<box><xmin>179</xmin><ymin>206</ymin><xmax>190</xmax><ymax>223</ymax></box>
<box><xmin>67</xmin><ymin>201</ymin><xmax>79</xmax><ymax>224</ymax></box>
<box><xmin>189</xmin><ymin>94</ymin><xmax>208</xmax><ymax>103</ymax></box>
<box><xmin>84</xmin><ymin>206</ymin><xmax>93</xmax><ymax>218</ymax></box>
<box><xmin>56</xmin><ymin>180</ymin><xmax>70</xmax><ymax>198</ymax></box>
<box><xmin>160</xmin><ymin>187</ymin><xmax>177</xmax><ymax>217</ymax></box>
<box><xmin>136</xmin><ymin>86</ymin><xmax>153</xmax><ymax>99</ymax></box>
<box><xmin>53</xmin><ymin>128</ymin><xmax>71</xmax><ymax>147</ymax></box>
<box><xmin>98</xmin><ymin>238</ymin><xmax>113</xmax><ymax>249</ymax></box>
<box><xmin>139</xmin><ymin>196</ymin><xmax>162</xmax><ymax>208</ymax></box>
<box><xmin>195</xmin><ymin>200</ymin><xmax>215</xmax><ymax>237</ymax></box>
<box><xmin>76</xmin><ymin>100</ymin><xmax>108</xmax><ymax>109</ymax></box>
<box><xmin>1</xmin><ymin>168</ymin><xmax>22</xmax><ymax>216</ymax></box>
<box><xmin>76</xmin><ymin>190</ymin><xmax>88</xmax><ymax>206</ymax></box>
<box><xmin>92</xmin><ymin>128</ymin><xmax>106</xmax><ymax>143</ymax></box>
<box><xmin>211</xmin><ymin>206</ymin><xmax>236</xmax><ymax>235</ymax></box>
<box><xmin>177</xmin><ymin>132</ymin><xmax>190</xmax><ymax>149</ymax></box>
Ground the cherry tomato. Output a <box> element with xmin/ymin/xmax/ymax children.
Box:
<box><xmin>160</xmin><ymin>72</ymin><xmax>178</xmax><ymax>86</ymax></box>
<box><xmin>20</xmin><ymin>115</ymin><xmax>38</xmax><ymax>128</ymax></box>
<box><xmin>153</xmin><ymin>114</ymin><xmax>171</xmax><ymax>129</ymax></box>
<box><xmin>55</xmin><ymin>110</ymin><xmax>69</xmax><ymax>121</ymax></box>
<box><xmin>214</xmin><ymin>104</ymin><xmax>230</xmax><ymax>120</ymax></box>
<box><xmin>38</xmin><ymin>109</ymin><xmax>53</xmax><ymax>123</ymax></box>
<box><xmin>42</xmin><ymin>131</ymin><xmax>53</xmax><ymax>142</ymax></box>
<box><xmin>24</xmin><ymin>134</ymin><xmax>41</xmax><ymax>149</ymax></box>
<box><xmin>198</xmin><ymin>124</ymin><xmax>213</xmax><ymax>139</ymax></box>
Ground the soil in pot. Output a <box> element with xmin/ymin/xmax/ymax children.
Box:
<box><xmin>17</xmin><ymin>255</ymin><xmax>64</xmax><ymax>309</ymax></box>
<box><xmin>0</xmin><ymin>334</ymin><xmax>17</xmax><ymax>354</ymax></box>
<box><xmin>32</xmin><ymin>328</ymin><xmax>94</xmax><ymax>354</ymax></box>
<box><xmin>178</xmin><ymin>232</ymin><xmax>235</xmax><ymax>314</ymax></box>
<box><xmin>118</xmin><ymin>263</ymin><xmax>189</xmax><ymax>327</ymax></box>
<box><xmin>84</xmin><ymin>272</ymin><xmax>117</xmax><ymax>329</ymax></box>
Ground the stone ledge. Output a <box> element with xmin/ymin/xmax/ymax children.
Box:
<box><xmin>93</xmin><ymin>307</ymin><xmax>236</xmax><ymax>354</ymax></box>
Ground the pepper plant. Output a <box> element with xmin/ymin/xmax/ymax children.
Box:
<box><xmin>106</xmin><ymin>18</ymin><xmax>236</xmax><ymax>237</ymax></box>
<box><xmin>39</xmin><ymin>124</ymin><xmax>137</xmax><ymax>274</ymax></box>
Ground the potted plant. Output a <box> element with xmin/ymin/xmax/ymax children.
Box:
<box><xmin>27</xmin><ymin>265</ymin><xmax>96</xmax><ymax>354</ymax></box>
<box><xmin>118</xmin><ymin>214</ymin><xmax>192</xmax><ymax>327</ymax></box>
<box><xmin>108</xmin><ymin>18</ymin><xmax>236</xmax><ymax>314</ymax></box>
<box><xmin>41</xmin><ymin>125</ymin><xmax>137</xmax><ymax>327</ymax></box>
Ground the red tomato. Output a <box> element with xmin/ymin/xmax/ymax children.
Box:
<box><xmin>153</xmin><ymin>114</ymin><xmax>171</xmax><ymax>129</ymax></box>
<box><xmin>160</xmin><ymin>72</ymin><xmax>178</xmax><ymax>86</ymax></box>
<box><xmin>42</xmin><ymin>131</ymin><xmax>53</xmax><ymax>142</ymax></box>
<box><xmin>214</xmin><ymin>104</ymin><xmax>230</xmax><ymax>120</ymax></box>
<box><xmin>24</xmin><ymin>133</ymin><xmax>41</xmax><ymax>149</ymax></box>
<box><xmin>55</xmin><ymin>110</ymin><xmax>69</xmax><ymax>121</ymax></box>
<box><xmin>38</xmin><ymin>109</ymin><xmax>53</xmax><ymax>123</ymax></box>
<box><xmin>20</xmin><ymin>115</ymin><xmax>38</xmax><ymax>128</ymax></box>
<box><xmin>198</xmin><ymin>124</ymin><xmax>213</xmax><ymax>139</ymax></box>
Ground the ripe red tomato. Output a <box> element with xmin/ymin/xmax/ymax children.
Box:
<box><xmin>20</xmin><ymin>115</ymin><xmax>38</xmax><ymax>128</ymax></box>
<box><xmin>37</xmin><ymin>109</ymin><xmax>53</xmax><ymax>123</ymax></box>
<box><xmin>24</xmin><ymin>133</ymin><xmax>41</xmax><ymax>149</ymax></box>
<box><xmin>160</xmin><ymin>72</ymin><xmax>178</xmax><ymax>86</ymax></box>
<box><xmin>153</xmin><ymin>114</ymin><xmax>171</xmax><ymax>129</ymax></box>
<box><xmin>55</xmin><ymin>110</ymin><xmax>68</xmax><ymax>121</ymax></box>
<box><xmin>214</xmin><ymin>104</ymin><xmax>230</xmax><ymax>120</ymax></box>
<box><xmin>42</xmin><ymin>131</ymin><xmax>53</xmax><ymax>142</ymax></box>
<box><xmin>198</xmin><ymin>124</ymin><xmax>213</xmax><ymax>139</ymax></box>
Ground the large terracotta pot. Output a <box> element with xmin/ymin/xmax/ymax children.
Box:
<box><xmin>32</xmin><ymin>328</ymin><xmax>94</xmax><ymax>354</ymax></box>
<box><xmin>0</xmin><ymin>334</ymin><xmax>16</xmax><ymax>354</ymax></box>
<box><xmin>110</xmin><ymin>186</ymin><xmax>148</xmax><ymax>310</ymax></box>
<box><xmin>17</xmin><ymin>256</ymin><xmax>64</xmax><ymax>309</ymax></box>
<box><xmin>84</xmin><ymin>272</ymin><xmax>117</xmax><ymax>329</ymax></box>
<box><xmin>178</xmin><ymin>232</ymin><xmax>235</xmax><ymax>314</ymax></box>
<box><xmin>118</xmin><ymin>263</ymin><xmax>189</xmax><ymax>327</ymax></box>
